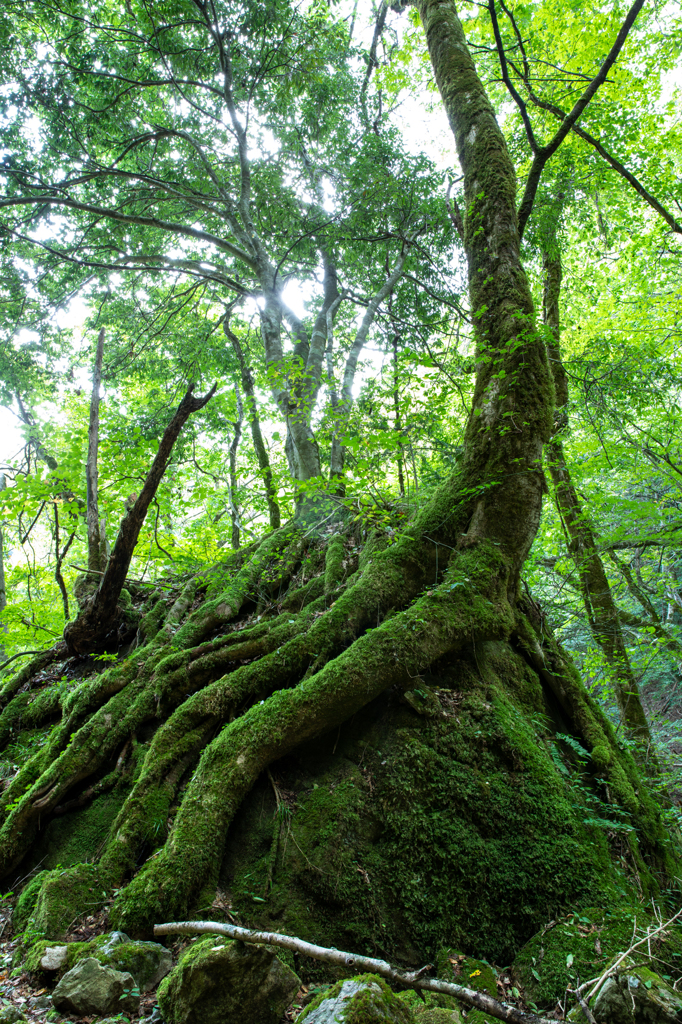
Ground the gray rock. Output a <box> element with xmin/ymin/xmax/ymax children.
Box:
<box><xmin>52</xmin><ymin>956</ymin><xmax>140</xmax><ymax>1017</ymax></box>
<box><xmin>157</xmin><ymin>938</ymin><xmax>300</xmax><ymax>1024</ymax></box>
<box><xmin>593</xmin><ymin>968</ymin><xmax>682</xmax><ymax>1024</ymax></box>
<box><xmin>40</xmin><ymin>945</ymin><xmax>68</xmax><ymax>971</ymax></box>
<box><xmin>99</xmin><ymin>938</ymin><xmax>172</xmax><ymax>991</ymax></box>
<box><xmin>0</xmin><ymin>1004</ymin><xmax>27</xmax><ymax>1024</ymax></box>
<box><xmin>99</xmin><ymin>930</ymin><xmax>131</xmax><ymax>955</ymax></box>
<box><xmin>300</xmin><ymin>976</ymin><xmax>414</xmax><ymax>1023</ymax></box>
<box><xmin>28</xmin><ymin>994</ymin><xmax>52</xmax><ymax>1009</ymax></box>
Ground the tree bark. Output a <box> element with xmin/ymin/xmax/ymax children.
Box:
<box><xmin>228</xmin><ymin>385</ymin><xmax>243</xmax><ymax>550</ymax></box>
<box><xmin>64</xmin><ymin>383</ymin><xmax>216</xmax><ymax>654</ymax></box>
<box><xmin>86</xmin><ymin>327</ymin><xmax>107</xmax><ymax>573</ymax></box>
<box><xmin>542</xmin><ymin>243</ymin><xmax>653</xmax><ymax>748</ymax></box>
<box><xmin>417</xmin><ymin>0</ymin><xmax>553</xmax><ymax>582</ymax></box>
<box><xmin>224</xmin><ymin>324</ymin><xmax>281</xmax><ymax>529</ymax></box>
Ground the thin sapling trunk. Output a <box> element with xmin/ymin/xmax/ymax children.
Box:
<box><xmin>224</xmin><ymin>322</ymin><xmax>281</xmax><ymax>529</ymax></box>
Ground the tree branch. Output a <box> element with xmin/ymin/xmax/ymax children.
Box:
<box><xmin>0</xmin><ymin>195</ymin><xmax>258</xmax><ymax>270</ymax></box>
<box><xmin>154</xmin><ymin>919</ymin><xmax>556</xmax><ymax>1024</ymax></box>
<box><xmin>515</xmin><ymin>0</ymin><xmax>645</xmax><ymax>237</ymax></box>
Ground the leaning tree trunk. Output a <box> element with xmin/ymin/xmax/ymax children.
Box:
<box><xmin>0</xmin><ymin>0</ymin><xmax>672</xmax><ymax>951</ymax></box>
<box><xmin>542</xmin><ymin>246</ymin><xmax>653</xmax><ymax>751</ymax></box>
<box><xmin>64</xmin><ymin>384</ymin><xmax>216</xmax><ymax>654</ymax></box>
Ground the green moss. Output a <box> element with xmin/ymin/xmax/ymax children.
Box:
<box><xmin>27</xmin><ymin>787</ymin><xmax>128</xmax><ymax>873</ymax></box>
<box><xmin>398</xmin><ymin>991</ymin><xmax>459</xmax><ymax>1013</ymax></box>
<box><xmin>436</xmin><ymin>953</ymin><xmax>496</xmax><ymax>998</ymax></box>
<box><xmin>209</xmin><ymin>632</ymin><xmax>661</xmax><ymax>970</ymax></box>
<box><xmin>299</xmin><ymin>974</ymin><xmax>414</xmax><ymax>1023</ymax></box>
<box><xmin>22</xmin><ymin>940</ymin><xmax>51</xmax><ymax>973</ymax></box>
<box><xmin>13</xmin><ymin>872</ymin><xmax>48</xmax><ymax>934</ymax></box>
<box><xmin>512</xmin><ymin>907</ymin><xmax>682</xmax><ymax>1009</ymax></box>
<box><xmin>25</xmin><ymin>863</ymin><xmax>113</xmax><ymax>940</ymax></box>
<box><xmin>413</xmin><ymin>1011</ymin><xmax>460</xmax><ymax>1024</ymax></box>
<box><xmin>325</xmin><ymin>534</ymin><xmax>346</xmax><ymax>597</ymax></box>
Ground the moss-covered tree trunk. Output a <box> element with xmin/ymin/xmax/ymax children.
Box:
<box><xmin>0</xmin><ymin>0</ymin><xmax>674</xmax><ymax>960</ymax></box>
<box><xmin>542</xmin><ymin>245</ymin><xmax>653</xmax><ymax>750</ymax></box>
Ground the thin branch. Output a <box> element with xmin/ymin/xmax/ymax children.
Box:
<box><xmin>0</xmin><ymin>195</ymin><xmax>258</xmax><ymax>270</ymax></box>
<box><xmin>488</xmin><ymin>0</ymin><xmax>538</xmax><ymax>153</ymax></box>
<box><xmin>154</xmin><ymin>919</ymin><xmax>556</xmax><ymax>1024</ymax></box>
<box><xmin>515</xmin><ymin>0</ymin><xmax>645</xmax><ymax>237</ymax></box>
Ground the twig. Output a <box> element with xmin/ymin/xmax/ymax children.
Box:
<box><xmin>572</xmin><ymin>976</ymin><xmax>597</xmax><ymax>1024</ymax></box>
<box><xmin>154</xmin><ymin>920</ymin><xmax>555</xmax><ymax>1024</ymax></box>
<box><xmin>67</xmin><ymin>563</ymin><xmax>175</xmax><ymax>589</ymax></box>
<box><xmin>579</xmin><ymin>907</ymin><xmax>682</xmax><ymax>1001</ymax></box>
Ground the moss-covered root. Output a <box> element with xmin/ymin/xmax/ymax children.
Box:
<box><xmin>0</xmin><ymin>685</ymin><xmax>62</xmax><ymax>750</ymax></box>
<box><xmin>0</xmin><ymin>644</ymin><xmax>64</xmax><ymax>710</ymax></box>
<box><xmin>170</xmin><ymin>526</ymin><xmax>302</xmax><ymax>649</ymax></box>
<box><xmin>324</xmin><ymin>533</ymin><xmax>346</xmax><ymax>598</ymax></box>
<box><xmin>110</xmin><ymin>544</ymin><xmax>513</xmax><ymax>936</ymax></box>
<box><xmin>0</xmin><ymin>670</ymin><xmax>159</xmax><ymax>878</ymax></box>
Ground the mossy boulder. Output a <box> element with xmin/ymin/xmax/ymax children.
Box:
<box><xmin>156</xmin><ymin>936</ymin><xmax>300</xmax><ymax>1024</ymax></box>
<box><xmin>513</xmin><ymin>908</ymin><xmax>682</xmax><ymax>1009</ymax></box>
<box><xmin>52</xmin><ymin>956</ymin><xmax>139</xmax><ymax>1017</ymax></box>
<box><xmin>89</xmin><ymin>932</ymin><xmax>172</xmax><ymax>990</ymax></box>
<box><xmin>22</xmin><ymin>931</ymin><xmax>171</xmax><ymax>991</ymax></box>
<box><xmin>590</xmin><ymin>966</ymin><xmax>682</xmax><ymax>1024</ymax></box>
<box><xmin>0</xmin><ymin>1004</ymin><xmax>27</xmax><ymax>1024</ymax></box>
<box><xmin>299</xmin><ymin>974</ymin><xmax>414</xmax><ymax>1023</ymax></box>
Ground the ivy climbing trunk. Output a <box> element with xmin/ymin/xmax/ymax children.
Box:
<box><xmin>542</xmin><ymin>244</ymin><xmax>653</xmax><ymax>751</ymax></box>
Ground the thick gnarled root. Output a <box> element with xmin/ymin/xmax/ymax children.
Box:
<box><xmin>109</xmin><ymin>544</ymin><xmax>513</xmax><ymax>935</ymax></box>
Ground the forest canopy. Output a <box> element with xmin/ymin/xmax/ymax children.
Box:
<box><xmin>0</xmin><ymin>0</ymin><xmax>682</xmax><ymax>1019</ymax></box>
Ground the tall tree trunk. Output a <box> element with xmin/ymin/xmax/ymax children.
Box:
<box><xmin>543</xmin><ymin>244</ymin><xmax>653</xmax><ymax>748</ymax></box>
<box><xmin>0</xmin><ymin>475</ymin><xmax>7</xmax><ymax>661</ymax></box>
<box><xmin>224</xmin><ymin>323</ymin><xmax>281</xmax><ymax>530</ymax></box>
<box><xmin>392</xmin><ymin>333</ymin><xmax>406</xmax><ymax>498</ymax></box>
<box><xmin>86</xmin><ymin>327</ymin><xmax>108</xmax><ymax>573</ymax></box>
<box><xmin>64</xmin><ymin>384</ymin><xmax>216</xmax><ymax>654</ymax></box>
<box><xmin>228</xmin><ymin>385</ymin><xmax>244</xmax><ymax>550</ymax></box>
<box><xmin>417</xmin><ymin>0</ymin><xmax>553</xmax><ymax>581</ymax></box>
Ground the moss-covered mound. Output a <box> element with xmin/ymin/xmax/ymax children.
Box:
<box><xmin>513</xmin><ymin>907</ymin><xmax>682</xmax><ymax>1009</ymax></box>
<box><xmin>299</xmin><ymin>974</ymin><xmax>414</xmax><ymax>1023</ymax></box>
<box><xmin>216</xmin><ymin>640</ymin><xmax>658</xmax><ymax>966</ymax></box>
<box><xmin>8</xmin><ymin>637</ymin><xmax>674</xmax><ymax>970</ymax></box>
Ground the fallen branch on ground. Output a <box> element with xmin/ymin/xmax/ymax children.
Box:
<box><xmin>154</xmin><ymin>920</ymin><xmax>554</xmax><ymax>1024</ymax></box>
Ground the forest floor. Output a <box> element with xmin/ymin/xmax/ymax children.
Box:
<box><xmin>0</xmin><ymin>896</ymin><xmax>307</xmax><ymax>1023</ymax></box>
